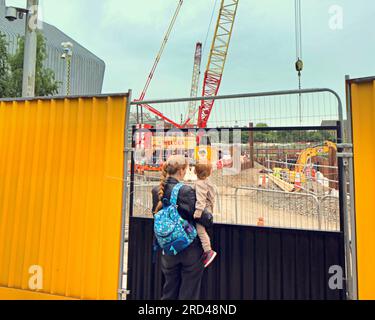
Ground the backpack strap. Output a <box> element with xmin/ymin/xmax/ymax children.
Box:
<box><xmin>170</xmin><ymin>183</ymin><xmax>184</xmax><ymax>206</ymax></box>
<box><xmin>152</xmin><ymin>236</ymin><xmax>160</xmax><ymax>264</ymax></box>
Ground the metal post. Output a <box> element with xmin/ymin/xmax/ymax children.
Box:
<box><xmin>22</xmin><ymin>0</ymin><xmax>38</xmax><ymax>98</ymax></box>
<box><xmin>66</xmin><ymin>55</ymin><xmax>72</xmax><ymax>95</ymax></box>
<box><xmin>344</xmin><ymin>75</ymin><xmax>358</xmax><ymax>300</ymax></box>
<box><xmin>118</xmin><ymin>90</ymin><xmax>132</xmax><ymax>300</ymax></box>
<box><xmin>235</xmin><ymin>188</ymin><xmax>239</xmax><ymax>224</ymax></box>
<box><xmin>248</xmin><ymin>122</ymin><xmax>254</xmax><ymax>168</ymax></box>
<box><xmin>141</xmin><ymin>104</ymin><xmax>144</xmax><ymax>124</ymax></box>
<box><xmin>316</xmin><ymin>200</ymin><xmax>322</xmax><ymax>231</ymax></box>
<box><xmin>61</xmin><ymin>42</ymin><xmax>73</xmax><ymax>96</ymax></box>
<box><xmin>337</xmin><ymin>120</ymin><xmax>355</xmax><ymax>301</ymax></box>
<box><xmin>124</xmin><ymin>125</ymin><xmax>137</xmax><ymax>300</ymax></box>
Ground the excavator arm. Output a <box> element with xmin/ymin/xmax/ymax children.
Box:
<box><xmin>295</xmin><ymin>141</ymin><xmax>337</xmax><ymax>173</ymax></box>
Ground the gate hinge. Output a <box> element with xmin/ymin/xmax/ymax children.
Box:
<box><xmin>118</xmin><ymin>289</ymin><xmax>130</xmax><ymax>296</ymax></box>
<box><xmin>117</xmin><ymin>289</ymin><xmax>130</xmax><ymax>294</ymax></box>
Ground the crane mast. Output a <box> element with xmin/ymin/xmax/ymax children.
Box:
<box><xmin>198</xmin><ymin>0</ymin><xmax>239</xmax><ymax>128</ymax></box>
<box><xmin>184</xmin><ymin>42</ymin><xmax>203</xmax><ymax>127</ymax></box>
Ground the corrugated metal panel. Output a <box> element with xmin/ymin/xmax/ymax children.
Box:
<box><xmin>0</xmin><ymin>287</ymin><xmax>76</xmax><ymax>300</ymax></box>
<box><xmin>349</xmin><ymin>78</ymin><xmax>375</xmax><ymax>300</ymax></box>
<box><xmin>0</xmin><ymin>95</ymin><xmax>128</xmax><ymax>300</ymax></box>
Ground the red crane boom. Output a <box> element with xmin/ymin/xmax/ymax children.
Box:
<box><xmin>197</xmin><ymin>0</ymin><xmax>239</xmax><ymax>128</ymax></box>
<box><xmin>183</xmin><ymin>42</ymin><xmax>203</xmax><ymax>127</ymax></box>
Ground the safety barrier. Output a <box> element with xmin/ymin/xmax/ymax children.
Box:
<box><xmin>0</xmin><ymin>93</ymin><xmax>130</xmax><ymax>300</ymax></box>
<box><xmin>127</xmin><ymin>88</ymin><xmax>347</xmax><ymax>300</ymax></box>
<box><xmin>346</xmin><ymin>76</ymin><xmax>375</xmax><ymax>299</ymax></box>
<box><xmin>234</xmin><ymin>187</ymin><xmax>340</xmax><ymax>231</ymax></box>
<box><xmin>131</xmin><ymin>182</ymin><xmax>340</xmax><ymax>232</ymax></box>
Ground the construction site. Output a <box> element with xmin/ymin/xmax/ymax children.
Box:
<box><xmin>0</xmin><ymin>0</ymin><xmax>374</xmax><ymax>303</ymax></box>
<box><xmin>130</xmin><ymin>0</ymin><xmax>341</xmax><ymax>234</ymax></box>
<box><xmin>133</xmin><ymin>133</ymin><xmax>341</xmax><ymax>231</ymax></box>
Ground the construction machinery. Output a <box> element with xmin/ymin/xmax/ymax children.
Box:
<box><xmin>135</xmin><ymin>0</ymin><xmax>239</xmax><ymax>129</ymax></box>
<box><xmin>295</xmin><ymin>140</ymin><xmax>337</xmax><ymax>174</ymax></box>
<box><xmin>272</xmin><ymin>141</ymin><xmax>337</xmax><ymax>186</ymax></box>
<box><xmin>134</xmin><ymin>0</ymin><xmax>240</xmax><ymax>174</ymax></box>
<box><xmin>184</xmin><ymin>42</ymin><xmax>203</xmax><ymax>127</ymax></box>
<box><xmin>197</xmin><ymin>0</ymin><xmax>239</xmax><ymax>128</ymax></box>
<box><xmin>181</xmin><ymin>0</ymin><xmax>240</xmax><ymax>128</ymax></box>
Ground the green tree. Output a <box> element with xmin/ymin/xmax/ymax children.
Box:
<box><xmin>0</xmin><ymin>32</ymin><xmax>11</xmax><ymax>98</ymax></box>
<box><xmin>253</xmin><ymin>123</ymin><xmax>278</xmax><ymax>143</ymax></box>
<box><xmin>7</xmin><ymin>32</ymin><xmax>60</xmax><ymax>97</ymax></box>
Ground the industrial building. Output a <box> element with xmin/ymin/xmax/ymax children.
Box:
<box><xmin>0</xmin><ymin>0</ymin><xmax>105</xmax><ymax>95</ymax></box>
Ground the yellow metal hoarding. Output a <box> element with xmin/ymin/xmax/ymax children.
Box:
<box><xmin>348</xmin><ymin>77</ymin><xmax>375</xmax><ymax>300</ymax></box>
<box><xmin>0</xmin><ymin>95</ymin><xmax>128</xmax><ymax>300</ymax></box>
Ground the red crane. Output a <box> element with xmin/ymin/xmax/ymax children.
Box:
<box><xmin>183</xmin><ymin>42</ymin><xmax>203</xmax><ymax>127</ymax></box>
<box><xmin>197</xmin><ymin>0</ymin><xmax>239</xmax><ymax>128</ymax></box>
<box><xmin>136</xmin><ymin>0</ymin><xmax>239</xmax><ymax>130</ymax></box>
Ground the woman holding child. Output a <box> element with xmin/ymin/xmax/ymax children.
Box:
<box><xmin>152</xmin><ymin>155</ymin><xmax>217</xmax><ymax>300</ymax></box>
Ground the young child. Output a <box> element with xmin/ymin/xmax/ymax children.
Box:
<box><xmin>194</xmin><ymin>162</ymin><xmax>217</xmax><ymax>268</ymax></box>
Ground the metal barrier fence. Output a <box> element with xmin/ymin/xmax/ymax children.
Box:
<box><xmin>129</xmin><ymin>125</ymin><xmax>341</xmax><ymax>232</ymax></box>
<box><xmin>131</xmin><ymin>182</ymin><xmax>340</xmax><ymax>232</ymax></box>
<box><xmin>130</xmin><ymin>89</ymin><xmax>342</xmax><ymax>128</ymax></box>
<box><xmin>126</xmin><ymin>88</ymin><xmax>348</xmax><ymax>300</ymax></box>
<box><xmin>234</xmin><ymin>187</ymin><xmax>340</xmax><ymax>231</ymax></box>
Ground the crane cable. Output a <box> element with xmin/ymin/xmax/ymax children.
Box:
<box><xmin>295</xmin><ymin>0</ymin><xmax>303</xmax><ymax>123</ymax></box>
<box><xmin>203</xmin><ymin>0</ymin><xmax>220</xmax><ymax>54</ymax></box>
<box><xmin>138</xmin><ymin>0</ymin><xmax>184</xmax><ymax>102</ymax></box>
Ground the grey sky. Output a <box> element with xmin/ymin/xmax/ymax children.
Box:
<box><xmin>6</xmin><ymin>0</ymin><xmax>375</xmax><ymax>102</ymax></box>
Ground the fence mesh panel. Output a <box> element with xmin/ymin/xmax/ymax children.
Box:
<box><xmin>130</xmin><ymin>126</ymin><xmax>340</xmax><ymax>232</ymax></box>
<box><xmin>130</xmin><ymin>91</ymin><xmax>340</xmax><ymax>129</ymax></box>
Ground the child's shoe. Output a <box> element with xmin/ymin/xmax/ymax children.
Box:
<box><xmin>203</xmin><ymin>250</ymin><xmax>217</xmax><ymax>268</ymax></box>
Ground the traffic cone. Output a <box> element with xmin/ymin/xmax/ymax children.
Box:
<box><xmin>217</xmin><ymin>159</ymin><xmax>224</xmax><ymax>170</ymax></box>
<box><xmin>295</xmin><ymin>172</ymin><xmax>302</xmax><ymax>189</ymax></box>
<box><xmin>311</xmin><ymin>169</ymin><xmax>317</xmax><ymax>182</ymax></box>
<box><xmin>262</xmin><ymin>175</ymin><xmax>267</xmax><ymax>188</ymax></box>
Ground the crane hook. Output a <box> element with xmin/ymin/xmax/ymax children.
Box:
<box><xmin>295</xmin><ymin>58</ymin><xmax>303</xmax><ymax>76</ymax></box>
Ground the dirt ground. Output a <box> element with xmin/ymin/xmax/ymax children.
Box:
<box><xmin>134</xmin><ymin>165</ymin><xmax>340</xmax><ymax>232</ymax></box>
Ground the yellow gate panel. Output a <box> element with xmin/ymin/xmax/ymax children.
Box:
<box><xmin>0</xmin><ymin>95</ymin><xmax>128</xmax><ymax>300</ymax></box>
<box><xmin>349</xmin><ymin>78</ymin><xmax>375</xmax><ymax>300</ymax></box>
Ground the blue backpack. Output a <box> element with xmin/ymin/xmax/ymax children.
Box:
<box><xmin>154</xmin><ymin>183</ymin><xmax>197</xmax><ymax>256</ymax></box>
